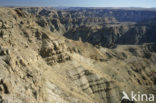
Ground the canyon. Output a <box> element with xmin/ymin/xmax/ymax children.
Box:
<box><xmin>0</xmin><ymin>7</ymin><xmax>156</xmax><ymax>103</ymax></box>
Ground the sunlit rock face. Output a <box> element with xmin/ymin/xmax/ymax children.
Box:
<box><xmin>0</xmin><ymin>7</ymin><xmax>156</xmax><ymax>103</ymax></box>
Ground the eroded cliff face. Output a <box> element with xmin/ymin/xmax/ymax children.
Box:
<box><xmin>0</xmin><ymin>7</ymin><xmax>156</xmax><ymax>103</ymax></box>
<box><xmin>18</xmin><ymin>7</ymin><xmax>156</xmax><ymax>48</ymax></box>
<box><xmin>64</xmin><ymin>23</ymin><xmax>156</xmax><ymax>48</ymax></box>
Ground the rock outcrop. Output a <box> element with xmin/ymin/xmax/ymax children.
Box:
<box><xmin>18</xmin><ymin>7</ymin><xmax>156</xmax><ymax>48</ymax></box>
<box><xmin>40</xmin><ymin>39</ymin><xmax>70</xmax><ymax>65</ymax></box>
<box><xmin>0</xmin><ymin>7</ymin><xmax>156</xmax><ymax>103</ymax></box>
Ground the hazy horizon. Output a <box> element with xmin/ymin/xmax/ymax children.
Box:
<box><xmin>0</xmin><ymin>0</ymin><xmax>156</xmax><ymax>8</ymax></box>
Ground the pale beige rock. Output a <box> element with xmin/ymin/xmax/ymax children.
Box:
<box><xmin>0</xmin><ymin>7</ymin><xmax>155</xmax><ymax>103</ymax></box>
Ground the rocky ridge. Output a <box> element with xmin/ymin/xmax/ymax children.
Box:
<box><xmin>19</xmin><ymin>7</ymin><xmax>156</xmax><ymax>48</ymax></box>
<box><xmin>0</xmin><ymin>7</ymin><xmax>156</xmax><ymax>103</ymax></box>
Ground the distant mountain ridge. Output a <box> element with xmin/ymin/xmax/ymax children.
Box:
<box><xmin>18</xmin><ymin>7</ymin><xmax>156</xmax><ymax>48</ymax></box>
<box><xmin>0</xmin><ymin>7</ymin><xmax>156</xmax><ymax>103</ymax></box>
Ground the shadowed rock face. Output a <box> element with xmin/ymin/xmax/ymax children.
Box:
<box><xmin>64</xmin><ymin>23</ymin><xmax>156</xmax><ymax>47</ymax></box>
<box><xmin>24</xmin><ymin>7</ymin><xmax>156</xmax><ymax>22</ymax></box>
<box><xmin>19</xmin><ymin>7</ymin><xmax>156</xmax><ymax>48</ymax></box>
<box><xmin>60</xmin><ymin>7</ymin><xmax>156</xmax><ymax>21</ymax></box>
<box><xmin>0</xmin><ymin>7</ymin><xmax>156</xmax><ymax>103</ymax></box>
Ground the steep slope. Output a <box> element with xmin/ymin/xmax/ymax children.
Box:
<box><xmin>64</xmin><ymin>22</ymin><xmax>156</xmax><ymax>47</ymax></box>
<box><xmin>18</xmin><ymin>7</ymin><xmax>156</xmax><ymax>48</ymax></box>
<box><xmin>0</xmin><ymin>7</ymin><xmax>156</xmax><ymax>103</ymax></box>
